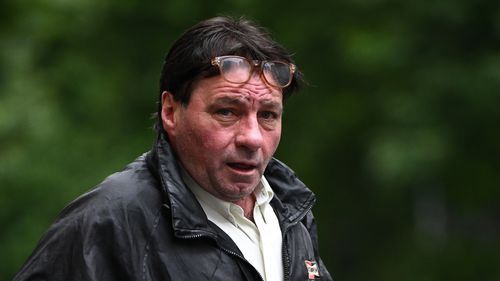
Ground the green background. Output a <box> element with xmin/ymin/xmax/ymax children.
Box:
<box><xmin>1</xmin><ymin>0</ymin><xmax>499</xmax><ymax>280</ymax></box>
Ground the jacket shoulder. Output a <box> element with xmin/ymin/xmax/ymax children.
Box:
<box><xmin>14</xmin><ymin>153</ymin><xmax>166</xmax><ymax>281</ymax></box>
<box><xmin>68</xmin><ymin>153</ymin><xmax>163</xmax><ymax>217</ymax></box>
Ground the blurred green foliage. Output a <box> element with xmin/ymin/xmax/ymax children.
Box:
<box><xmin>1</xmin><ymin>0</ymin><xmax>500</xmax><ymax>280</ymax></box>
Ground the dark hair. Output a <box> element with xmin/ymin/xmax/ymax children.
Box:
<box><xmin>155</xmin><ymin>16</ymin><xmax>302</xmax><ymax>132</ymax></box>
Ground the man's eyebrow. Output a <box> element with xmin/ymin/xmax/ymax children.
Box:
<box><xmin>209</xmin><ymin>96</ymin><xmax>249</xmax><ymax>107</ymax></box>
<box><xmin>259</xmin><ymin>99</ymin><xmax>283</xmax><ymax>111</ymax></box>
<box><xmin>208</xmin><ymin>95</ymin><xmax>283</xmax><ymax>111</ymax></box>
<box><xmin>207</xmin><ymin>96</ymin><xmax>249</xmax><ymax>111</ymax></box>
<box><xmin>213</xmin><ymin>96</ymin><xmax>249</xmax><ymax>105</ymax></box>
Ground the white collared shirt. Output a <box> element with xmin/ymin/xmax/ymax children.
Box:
<box><xmin>181</xmin><ymin>170</ymin><xmax>284</xmax><ymax>281</ymax></box>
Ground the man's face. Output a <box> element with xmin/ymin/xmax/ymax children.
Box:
<box><xmin>162</xmin><ymin>74</ymin><xmax>283</xmax><ymax>202</ymax></box>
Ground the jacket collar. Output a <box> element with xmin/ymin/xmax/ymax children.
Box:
<box><xmin>265</xmin><ymin>158</ymin><xmax>316</xmax><ymax>227</ymax></box>
<box><xmin>146</xmin><ymin>132</ymin><xmax>316</xmax><ymax>237</ymax></box>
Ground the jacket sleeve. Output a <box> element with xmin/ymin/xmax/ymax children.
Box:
<box><xmin>303</xmin><ymin>211</ymin><xmax>334</xmax><ymax>281</ymax></box>
<box><xmin>13</xmin><ymin>191</ymin><xmax>143</xmax><ymax>281</ymax></box>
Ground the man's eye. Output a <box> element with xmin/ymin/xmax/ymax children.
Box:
<box><xmin>259</xmin><ymin>111</ymin><xmax>279</xmax><ymax>120</ymax></box>
<box><xmin>216</xmin><ymin>109</ymin><xmax>234</xmax><ymax>116</ymax></box>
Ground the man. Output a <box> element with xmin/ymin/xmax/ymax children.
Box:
<box><xmin>14</xmin><ymin>16</ymin><xmax>332</xmax><ymax>281</ymax></box>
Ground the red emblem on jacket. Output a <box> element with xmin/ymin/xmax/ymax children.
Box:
<box><xmin>305</xmin><ymin>260</ymin><xmax>319</xmax><ymax>280</ymax></box>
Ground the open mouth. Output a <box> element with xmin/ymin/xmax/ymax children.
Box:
<box><xmin>227</xmin><ymin>162</ymin><xmax>257</xmax><ymax>172</ymax></box>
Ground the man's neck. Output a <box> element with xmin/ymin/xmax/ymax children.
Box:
<box><xmin>232</xmin><ymin>194</ymin><xmax>256</xmax><ymax>222</ymax></box>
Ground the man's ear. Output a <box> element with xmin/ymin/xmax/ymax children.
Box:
<box><xmin>161</xmin><ymin>91</ymin><xmax>180</xmax><ymax>135</ymax></box>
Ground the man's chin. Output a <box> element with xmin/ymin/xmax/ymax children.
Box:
<box><xmin>217</xmin><ymin>180</ymin><xmax>260</xmax><ymax>201</ymax></box>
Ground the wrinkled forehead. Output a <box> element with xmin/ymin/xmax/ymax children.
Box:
<box><xmin>196</xmin><ymin>75</ymin><xmax>283</xmax><ymax>105</ymax></box>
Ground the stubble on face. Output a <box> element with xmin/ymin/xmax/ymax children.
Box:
<box><xmin>168</xmin><ymin>75</ymin><xmax>283</xmax><ymax>204</ymax></box>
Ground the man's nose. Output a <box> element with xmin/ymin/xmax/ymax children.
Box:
<box><xmin>235</xmin><ymin>115</ymin><xmax>263</xmax><ymax>152</ymax></box>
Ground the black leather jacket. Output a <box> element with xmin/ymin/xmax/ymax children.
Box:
<box><xmin>14</xmin><ymin>134</ymin><xmax>332</xmax><ymax>281</ymax></box>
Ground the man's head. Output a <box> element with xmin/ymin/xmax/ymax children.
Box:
<box><xmin>158</xmin><ymin>16</ymin><xmax>301</xmax><ymax>203</ymax></box>
<box><xmin>157</xmin><ymin>16</ymin><xmax>302</xmax><ymax>116</ymax></box>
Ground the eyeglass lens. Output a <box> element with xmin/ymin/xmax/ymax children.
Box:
<box><xmin>220</xmin><ymin>57</ymin><xmax>252</xmax><ymax>84</ymax></box>
<box><xmin>218</xmin><ymin>57</ymin><xmax>292</xmax><ymax>88</ymax></box>
<box><xmin>262</xmin><ymin>62</ymin><xmax>291</xmax><ymax>87</ymax></box>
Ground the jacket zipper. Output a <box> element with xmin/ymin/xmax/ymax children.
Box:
<box><xmin>282</xmin><ymin>237</ymin><xmax>291</xmax><ymax>281</ymax></box>
<box><xmin>219</xmin><ymin>247</ymin><xmax>265</xmax><ymax>281</ymax></box>
<box><xmin>179</xmin><ymin>233</ymin><xmax>265</xmax><ymax>281</ymax></box>
<box><xmin>282</xmin><ymin>201</ymin><xmax>315</xmax><ymax>281</ymax></box>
